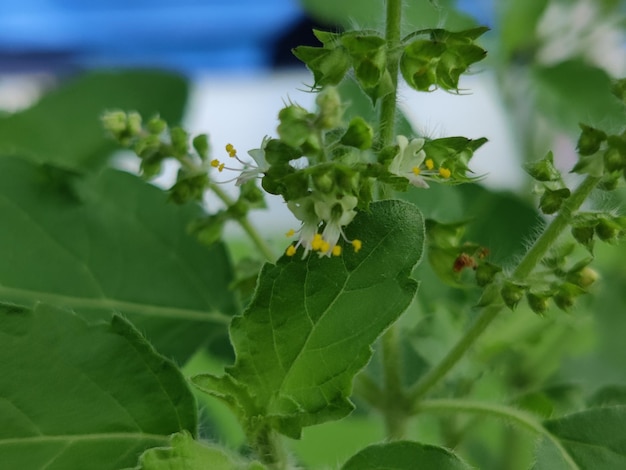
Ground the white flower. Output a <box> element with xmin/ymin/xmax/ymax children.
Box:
<box><xmin>235</xmin><ymin>137</ymin><xmax>270</xmax><ymax>186</ymax></box>
<box><xmin>388</xmin><ymin>135</ymin><xmax>430</xmax><ymax>188</ymax></box>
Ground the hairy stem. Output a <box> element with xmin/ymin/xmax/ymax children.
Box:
<box><xmin>415</xmin><ymin>399</ymin><xmax>580</xmax><ymax>470</ymax></box>
<box><xmin>253</xmin><ymin>425</ymin><xmax>288</xmax><ymax>470</ymax></box>
<box><xmin>207</xmin><ymin>182</ymin><xmax>276</xmax><ymax>263</ymax></box>
<box><xmin>409</xmin><ymin>175</ymin><xmax>600</xmax><ymax>402</ymax></box>
<box><xmin>378</xmin><ymin>0</ymin><xmax>403</xmax><ymax>148</ymax></box>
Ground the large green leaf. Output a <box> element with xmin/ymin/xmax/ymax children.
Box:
<box><xmin>0</xmin><ymin>303</ymin><xmax>197</xmax><ymax>470</ymax></box>
<box><xmin>194</xmin><ymin>200</ymin><xmax>424</xmax><ymax>439</ymax></box>
<box><xmin>0</xmin><ymin>71</ymin><xmax>188</xmax><ymax>171</ymax></box>
<box><xmin>0</xmin><ymin>156</ymin><xmax>238</xmax><ymax>362</ymax></box>
<box><xmin>341</xmin><ymin>441</ymin><xmax>472</xmax><ymax>470</ymax></box>
<box><xmin>535</xmin><ymin>406</ymin><xmax>626</xmax><ymax>469</ymax></box>
<box><xmin>133</xmin><ymin>432</ymin><xmax>265</xmax><ymax>470</ymax></box>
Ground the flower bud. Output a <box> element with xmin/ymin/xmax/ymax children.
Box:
<box><xmin>147</xmin><ymin>116</ymin><xmax>167</xmax><ymax>135</ymax></box>
<box><xmin>523</xmin><ymin>151</ymin><xmax>561</xmax><ymax>182</ymax></box>
<box><xmin>101</xmin><ymin>110</ymin><xmax>128</xmax><ymax>136</ymax></box>
<box><xmin>553</xmin><ymin>283</ymin><xmax>584</xmax><ymax>311</ymax></box>
<box><xmin>475</xmin><ymin>262</ymin><xmax>502</xmax><ymax>287</ymax></box>
<box><xmin>192</xmin><ymin>134</ymin><xmax>209</xmax><ymax>161</ymax></box>
<box><xmin>539</xmin><ymin>188</ymin><xmax>570</xmax><ymax>215</ymax></box>
<box><xmin>170</xmin><ymin>127</ymin><xmax>189</xmax><ymax>157</ymax></box>
<box><xmin>577</xmin><ymin>124</ymin><xmax>606</xmax><ymax>156</ymax></box>
<box><xmin>340</xmin><ymin>117</ymin><xmax>373</xmax><ymax>150</ymax></box>
<box><xmin>567</xmin><ymin>266</ymin><xmax>599</xmax><ymax>289</ymax></box>
<box><xmin>127</xmin><ymin>112</ymin><xmax>142</xmax><ymax>137</ymax></box>
<box><xmin>603</xmin><ymin>147</ymin><xmax>625</xmax><ymax>173</ymax></box>
<box><xmin>315</xmin><ymin>87</ymin><xmax>342</xmax><ymax>129</ymax></box>
<box><xmin>501</xmin><ymin>281</ymin><xmax>526</xmax><ymax>311</ymax></box>
<box><xmin>595</xmin><ymin>217</ymin><xmax>621</xmax><ymax>242</ymax></box>
<box><xmin>571</xmin><ymin>225</ymin><xmax>595</xmax><ymax>251</ymax></box>
<box><xmin>527</xmin><ymin>291</ymin><xmax>550</xmax><ymax>315</ymax></box>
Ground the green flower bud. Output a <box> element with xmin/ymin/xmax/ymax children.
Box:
<box><xmin>523</xmin><ymin>151</ymin><xmax>561</xmax><ymax>182</ymax></box>
<box><xmin>192</xmin><ymin>134</ymin><xmax>209</xmax><ymax>161</ymax></box>
<box><xmin>127</xmin><ymin>112</ymin><xmax>142</xmax><ymax>137</ymax></box>
<box><xmin>278</xmin><ymin>105</ymin><xmax>313</xmax><ymax>148</ymax></box>
<box><xmin>603</xmin><ymin>147</ymin><xmax>625</xmax><ymax>173</ymax></box>
<box><xmin>566</xmin><ymin>266</ymin><xmax>599</xmax><ymax>290</ymax></box>
<box><xmin>475</xmin><ymin>262</ymin><xmax>502</xmax><ymax>287</ymax></box>
<box><xmin>315</xmin><ymin>87</ymin><xmax>343</xmax><ymax>129</ymax></box>
<box><xmin>571</xmin><ymin>225</ymin><xmax>595</xmax><ymax>251</ymax></box>
<box><xmin>340</xmin><ymin>117</ymin><xmax>373</xmax><ymax>150</ymax></box>
<box><xmin>147</xmin><ymin>116</ymin><xmax>167</xmax><ymax>135</ymax></box>
<box><xmin>553</xmin><ymin>282</ymin><xmax>584</xmax><ymax>311</ymax></box>
<box><xmin>101</xmin><ymin>110</ymin><xmax>128</xmax><ymax>137</ymax></box>
<box><xmin>539</xmin><ymin>188</ymin><xmax>570</xmax><ymax>215</ymax></box>
<box><xmin>527</xmin><ymin>291</ymin><xmax>550</xmax><ymax>315</ymax></box>
<box><xmin>134</xmin><ymin>134</ymin><xmax>161</xmax><ymax>160</ymax></box>
<box><xmin>292</xmin><ymin>45</ymin><xmax>352</xmax><ymax>87</ymax></box>
<box><xmin>501</xmin><ymin>280</ymin><xmax>526</xmax><ymax>311</ymax></box>
<box><xmin>170</xmin><ymin>127</ymin><xmax>189</xmax><ymax>157</ymax></box>
<box><xmin>595</xmin><ymin>217</ymin><xmax>622</xmax><ymax>242</ymax></box>
<box><xmin>312</xmin><ymin>168</ymin><xmax>335</xmax><ymax>194</ymax></box>
<box><xmin>577</xmin><ymin>124</ymin><xmax>606</xmax><ymax>156</ymax></box>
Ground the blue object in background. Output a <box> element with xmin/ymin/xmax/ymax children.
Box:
<box><xmin>0</xmin><ymin>0</ymin><xmax>304</xmax><ymax>73</ymax></box>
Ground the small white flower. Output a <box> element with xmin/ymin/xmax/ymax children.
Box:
<box><xmin>388</xmin><ymin>135</ymin><xmax>430</xmax><ymax>188</ymax></box>
<box><xmin>235</xmin><ymin>137</ymin><xmax>270</xmax><ymax>186</ymax></box>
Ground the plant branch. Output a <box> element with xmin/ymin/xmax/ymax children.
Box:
<box><xmin>408</xmin><ymin>175</ymin><xmax>601</xmax><ymax>403</ymax></box>
<box><xmin>415</xmin><ymin>399</ymin><xmax>580</xmax><ymax>470</ymax></box>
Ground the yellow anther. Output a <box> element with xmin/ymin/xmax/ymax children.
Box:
<box><xmin>412</xmin><ymin>166</ymin><xmax>421</xmax><ymax>176</ymax></box>
<box><xmin>320</xmin><ymin>240</ymin><xmax>330</xmax><ymax>253</ymax></box>
<box><xmin>425</xmin><ymin>159</ymin><xmax>434</xmax><ymax>170</ymax></box>
<box><xmin>285</xmin><ymin>229</ymin><xmax>295</xmax><ymax>237</ymax></box>
<box><xmin>439</xmin><ymin>167</ymin><xmax>451</xmax><ymax>179</ymax></box>
<box><xmin>228</xmin><ymin>149</ymin><xmax>237</xmax><ymax>158</ymax></box>
<box><xmin>311</xmin><ymin>233</ymin><xmax>324</xmax><ymax>251</ymax></box>
<box><xmin>218</xmin><ymin>163</ymin><xmax>225</xmax><ymax>172</ymax></box>
<box><xmin>332</xmin><ymin>245</ymin><xmax>342</xmax><ymax>256</ymax></box>
<box><xmin>210</xmin><ymin>159</ymin><xmax>220</xmax><ymax>168</ymax></box>
<box><xmin>225</xmin><ymin>143</ymin><xmax>235</xmax><ymax>153</ymax></box>
<box><xmin>286</xmin><ymin>244</ymin><xmax>297</xmax><ymax>257</ymax></box>
<box><xmin>352</xmin><ymin>239</ymin><xmax>362</xmax><ymax>252</ymax></box>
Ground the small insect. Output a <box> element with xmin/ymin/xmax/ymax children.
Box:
<box><xmin>453</xmin><ymin>253</ymin><xmax>476</xmax><ymax>273</ymax></box>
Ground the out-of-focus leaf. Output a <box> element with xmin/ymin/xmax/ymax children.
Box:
<box><xmin>0</xmin><ymin>156</ymin><xmax>237</xmax><ymax>362</ymax></box>
<box><xmin>533</xmin><ymin>60</ymin><xmax>624</xmax><ymax>131</ymax></box>
<box><xmin>0</xmin><ymin>303</ymin><xmax>197</xmax><ymax>470</ymax></box>
<box><xmin>341</xmin><ymin>441</ymin><xmax>473</xmax><ymax>469</ymax></box>
<box><xmin>0</xmin><ymin>71</ymin><xmax>188</xmax><ymax>171</ymax></box>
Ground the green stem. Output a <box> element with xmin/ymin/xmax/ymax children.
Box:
<box><xmin>414</xmin><ymin>399</ymin><xmax>580</xmax><ymax>470</ymax></box>
<box><xmin>207</xmin><ymin>182</ymin><xmax>276</xmax><ymax>263</ymax></box>
<box><xmin>376</xmin><ymin>0</ymin><xmax>410</xmax><ymax>441</ymax></box>
<box><xmin>381</xmin><ymin>325</ymin><xmax>409</xmax><ymax>439</ymax></box>
<box><xmin>378</xmin><ymin>0</ymin><xmax>403</xmax><ymax>148</ymax></box>
<box><xmin>253</xmin><ymin>425</ymin><xmax>288</xmax><ymax>470</ymax></box>
<box><xmin>408</xmin><ymin>175</ymin><xmax>600</xmax><ymax>403</ymax></box>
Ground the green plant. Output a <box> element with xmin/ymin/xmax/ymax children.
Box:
<box><xmin>1</xmin><ymin>1</ymin><xmax>626</xmax><ymax>469</ymax></box>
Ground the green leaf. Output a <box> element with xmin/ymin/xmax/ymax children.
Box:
<box><xmin>134</xmin><ymin>431</ymin><xmax>264</xmax><ymax>470</ymax></box>
<box><xmin>341</xmin><ymin>441</ymin><xmax>472</xmax><ymax>470</ymax></box>
<box><xmin>0</xmin><ymin>303</ymin><xmax>197</xmax><ymax>470</ymax></box>
<box><xmin>0</xmin><ymin>156</ymin><xmax>238</xmax><ymax>362</ymax></box>
<box><xmin>588</xmin><ymin>385</ymin><xmax>626</xmax><ymax>407</ymax></box>
<box><xmin>0</xmin><ymin>71</ymin><xmax>188</xmax><ymax>171</ymax></box>
<box><xmin>194</xmin><ymin>200</ymin><xmax>424</xmax><ymax>438</ymax></box>
<box><xmin>537</xmin><ymin>406</ymin><xmax>626</xmax><ymax>469</ymax></box>
<box><xmin>533</xmin><ymin>60</ymin><xmax>624</xmax><ymax>131</ymax></box>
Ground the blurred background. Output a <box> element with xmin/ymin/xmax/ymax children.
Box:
<box><xmin>1</xmin><ymin>1</ymin><xmax>625</xmax><ymax>468</ymax></box>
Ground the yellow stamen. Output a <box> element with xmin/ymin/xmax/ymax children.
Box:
<box><xmin>285</xmin><ymin>229</ymin><xmax>295</xmax><ymax>237</ymax></box>
<box><xmin>425</xmin><ymin>159</ymin><xmax>434</xmax><ymax>170</ymax></box>
<box><xmin>225</xmin><ymin>143</ymin><xmax>235</xmax><ymax>153</ymax></box>
<box><xmin>286</xmin><ymin>244</ymin><xmax>297</xmax><ymax>257</ymax></box>
<box><xmin>439</xmin><ymin>167</ymin><xmax>451</xmax><ymax>179</ymax></box>
<box><xmin>210</xmin><ymin>159</ymin><xmax>220</xmax><ymax>168</ymax></box>
<box><xmin>332</xmin><ymin>245</ymin><xmax>342</xmax><ymax>256</ymax></box>
<box><xmin>228</xmin><ymin>149</ymin><xmax>237</xmax><ymax>158</ymax></box>
<box><xmin>218</xmin><ymin>163</ymin><xmax>225</xmax><ymax>172</ymax></box>
<box><xmin>412</xmin><ymin>166</ymin><xmax>421</xmax><ymax>176</ymax></box>
<box><xmin>320</xmin><ymin>240</ymin><xmax>330</xmax><ymax>253</ymax></box>
<box><xmin>352</xmin><ymin>239</ymin><xmax>362</xmax><ymax>252</ymax></box>
<box><xmin>311</xmin><ymin>233</ymin><xmax>324</xmax><ymax>251</ymax></box>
